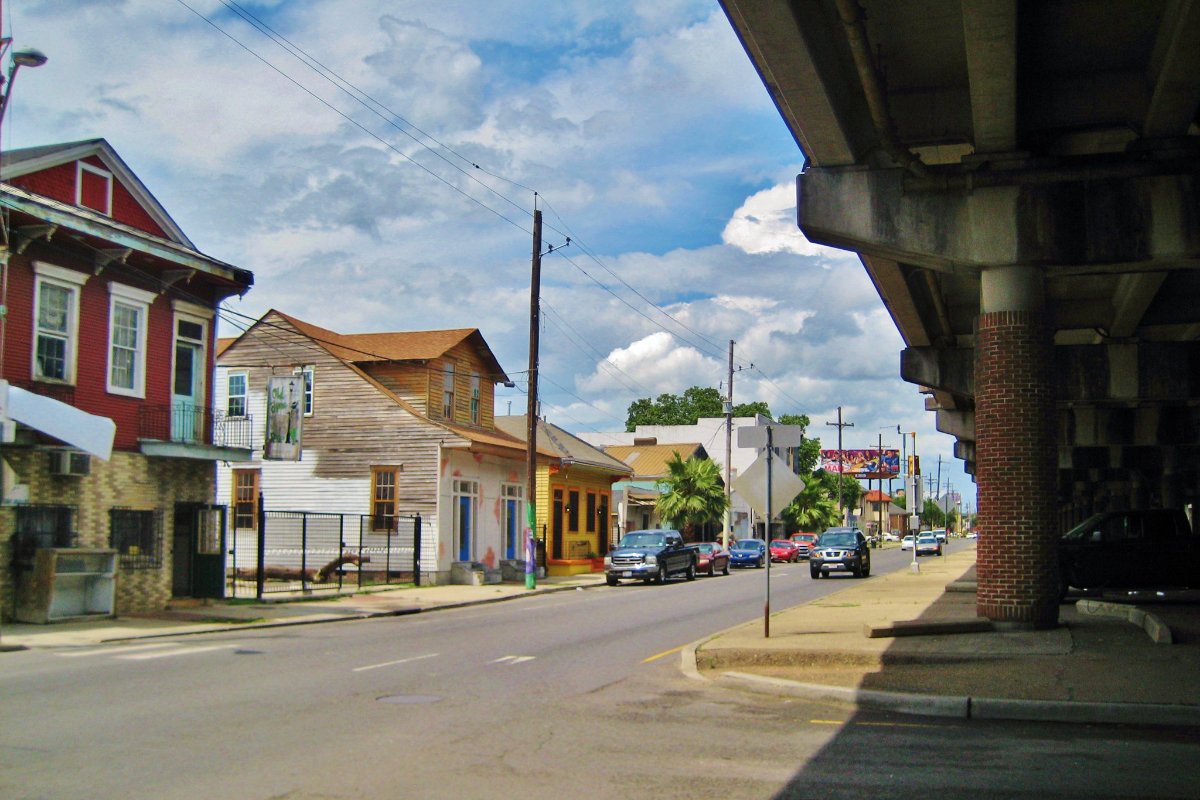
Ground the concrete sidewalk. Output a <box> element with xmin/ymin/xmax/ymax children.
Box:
<box><xmin>0</xmin><ymin>572</ymin><xmax>608</xmax><ymax>649</ymax></box>
<box><xmin>691</xmin><ymin>546</ymin><xmax>1200</xmax><ymax>727</ymax></box>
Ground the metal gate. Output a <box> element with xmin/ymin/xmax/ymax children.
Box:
<box><xmin>229</xmin><ymin>509</ymin><xmax>422</xmax><ymax>598</ymax></box>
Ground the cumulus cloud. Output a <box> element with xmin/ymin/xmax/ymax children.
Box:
<box><xmin>722</xmin><ymin>182</ymin><xmax>860</xmax><ymax>261</ymax></box>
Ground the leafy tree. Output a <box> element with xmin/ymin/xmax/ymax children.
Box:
<box><xmin>921</xmin><ymin>498</ymin><xmax>947</xmax><ymax>528</ymax></box>
<box><xmin>625</xmin><ymin>386</ymin><xmax>775</xmax><ymax>431</ymax></box>
<box><xmin>655</xmin><ymin>453</ymin><xmax>729</xmax><ymax>539</ymax></box>
<box><xmin>781</xmin><ymin>476</ymin><xmax>840</xmax><ymax>532</ymax></box>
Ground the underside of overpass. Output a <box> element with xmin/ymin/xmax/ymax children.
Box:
<box><xmin>720</xmin><ymin>0</ymin><xmax>1200</xmax><ymax>628</ymax></box>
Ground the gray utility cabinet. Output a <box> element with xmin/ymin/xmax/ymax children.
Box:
<box><xmin>15</xmin><ymin>548</ymin><xmax>117</xmax><ymax>623</ymax></box>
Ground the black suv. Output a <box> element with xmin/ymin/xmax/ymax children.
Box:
<box><xmin>1059</xmin><ymin>509</ymin><xmax>1197</xmax><ymax>596</ymax></box>
<box><xmin>810</xmin><ymin>527</ymin><xmax>871</xmax><ymax>579</ymax></box>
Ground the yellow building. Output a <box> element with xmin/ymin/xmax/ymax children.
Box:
<box><xmin>493</xmin><ymin>416</ymin><xmax>632</xmax><ymax>576</ymax></box>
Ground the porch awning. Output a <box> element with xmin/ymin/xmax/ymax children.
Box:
<box><xmin>3</xmin><ymin>382</ymin><xmax>115</xmax><ymax>460</ymax></box>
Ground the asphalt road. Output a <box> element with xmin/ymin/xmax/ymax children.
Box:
<box><xmin>3</xmin><ymin>539</ymin><xmax>1194</xmax><ymax>799</ymax></box>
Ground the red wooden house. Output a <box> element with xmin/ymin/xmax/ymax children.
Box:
<box><xmin>0</xmin><ymin>139</ymin><xmax>254</xmax><ymax>619</ymax></box>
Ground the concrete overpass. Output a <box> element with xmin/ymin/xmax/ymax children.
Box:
<box><xmin>719</xmin><ymin>0</ymin><xmax>1200</xmax><ymax>628</ymax></box>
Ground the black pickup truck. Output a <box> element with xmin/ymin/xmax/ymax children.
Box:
<box><xmin>604</xmin><ymin>529</ymin><xmax>698</xmax><ymax>586</ymax></box>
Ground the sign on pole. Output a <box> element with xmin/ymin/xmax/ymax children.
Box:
<box><xmin>733</xmin><ymin>455</ymin><xmax>806</xmax><ymax>520</ymax></box>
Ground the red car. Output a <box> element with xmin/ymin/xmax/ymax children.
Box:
<box><xmin>790</xmin><ymin>533</ymin><xmax>819</xmax><ymax>559</ymax></box>
<box><xmin>693</xmin><ymin>543</ymin><xmax>731</xmax><ymax>576</ymax></box>
<box><xmin>770</xmin><ymin>539</ymin><xmax>801</xmax><ymax>563</ymax></box>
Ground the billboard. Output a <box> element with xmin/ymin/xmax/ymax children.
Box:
<box><xmin>820</xmin><ymin>449</ymin><xmax>900</xmax><ymax>478</ymax></box>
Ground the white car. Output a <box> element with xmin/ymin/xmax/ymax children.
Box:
<box><xmin>900</xmin><ymin>535</ymin><xmax>915</xmax><ymax>550</ymax></box>
<box><xmin>929</xmin><ymin>528</ymin><xmax>948</xmax><ymax>544</ymax></box>
<box><xmin>882</xmin><ymin>531</ymin><xmax>901</xmax><ymax>542</ymax></box>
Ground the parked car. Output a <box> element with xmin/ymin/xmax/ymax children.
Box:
<box><xmin>915</xmin><ymin>533</ymin><xmax>942</xmax><ymax>557</ymax></box>
<box><xmin>900</xmin><ymin>535</ymin><xmax>916</xmax><ymax>550</ymax></box>
<box><xmin>929</xmin><ymin>528</ymin><xmax>948</xmax><ymax>544</ymax></box>
<box><xmin>790</xmin><ymin>532</ymin><xmax>819</xmax><ymax>559</ymax></box>
<box><xmin>882</xmin><ymin>531</ymin><xmax>901</xmax><ymax>542</ymax></box>
<box><xmin>965</xmin><ymin>531</ymin><xmax>978</xmax><ymax>539</ymax></box>
<box><xmin>769</xmin><ymin>539</ymin><xmax>801</xmax><ymax>563</ymax></box>
<box><xmin>810</xmin><ymin>528</ymin><xmax>871</xmax><ymax>579</ymax></box>
<box><xmin>604</xmin><ymin>529</ymin><xmax>698</xmax><ymax>585</ymax></box>
<box><xmin>693</xmin><ymin>542</ymin><xmax>731</xmax><ymax>576</ymax></box>
<box><xmin>1058</xmin><ymin>509</ymin><xmax>1198</xmax><ymax>596</ymax></box>
<box><xmin>730</xmin><ymin>538</ymin><xmax>767</xmax><ymax>568</ymax></box>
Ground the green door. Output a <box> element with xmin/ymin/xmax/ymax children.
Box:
<box><xmin>193</xmin><ymin>505</ymin><xmax>226</xmax><ymax>599</ymax></box>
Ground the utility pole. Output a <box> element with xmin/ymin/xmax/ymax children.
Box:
<box><xmin>825</xmin><ymin>407</ymin><xmax>854</xmax><ymax>524</ymax></box>
<box><xmin>524</xmin><ymin>207</ymin><xmax>542</xmax><ymax>590</ymax></box>
<box><xmin>723</xmin><ymin>339</ymin><xmax>734</xmax><ymax>550</ymax></box>
<box><xmin>935</xmin><ymin>454</ymin><xmax>943</xmax><ymax>528</ymax></box>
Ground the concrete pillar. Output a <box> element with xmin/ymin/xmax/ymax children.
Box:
<box><xmin>975</xmin><ymin>265</ymin><xmax>1059</xmax><ymax>629</ymax></box>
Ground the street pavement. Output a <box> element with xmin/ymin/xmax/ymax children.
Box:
<box><xmin>4</xmin><ymin>543</ymin><xmax>1198</xmax><ymax>728</ymax></box>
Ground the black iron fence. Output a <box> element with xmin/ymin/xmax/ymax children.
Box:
<box><xmin>229</xmin><ymin>508</ymin><xmax>422</xmax><ymax>598</ymax></box>
<box><xmin>138</xmin><ymin>404</ymin><xmax>254</xmax><ymax>449</ymax></box>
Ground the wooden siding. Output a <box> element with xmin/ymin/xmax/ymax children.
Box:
<box><xmin>361</xmin><ymin>361</ymin><xmax>429</xmax><ymax>415</ymax></box>
<box><xmin>429</xmin><ymin>342</ymin><xmax>497</xmax><ymax>428</ymax></box>
<box><xmin>7</xmin><ymin>157</ymin><xmax>170</xmax><ymax>238</ymax></box>
<box><xmin>215</xmin><ymin>312</ymin><xmax>522</xmax><ymax>578</ymax></box>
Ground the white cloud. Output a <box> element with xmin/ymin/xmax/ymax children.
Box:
<box><xmin>722</xmin><ymin>182</ymin><xmax>860</xmax><ymax>261</ymax></box>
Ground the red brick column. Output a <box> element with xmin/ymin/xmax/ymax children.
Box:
<box><xmin>975</xmin><ymin>309</ymin><xmax>1059</xmax><ymax>629</ymax></box>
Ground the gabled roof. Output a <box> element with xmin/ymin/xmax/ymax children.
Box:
<box><xmin>602</xmin><ymin>442</ymin><xmax>709</xmax><ymax>479</ymax></box>
<box><xmin>2</xmin><ymin>138</ymin><xmax>193</xmax><ymax>247</ymax></box>
<box><xmin>494</xmin><ymin>415</ymin><xmax>632</xmax><ymax>476</ymax></box>
<box><xmin>863</xmin><ymin>490</ymin><xmax>893</xmax><ymax>503</ymax></box>
<box><xmin>263</xmin><ymin>310</ymin><xmax>508</xmax><ymax>381</ymax></box>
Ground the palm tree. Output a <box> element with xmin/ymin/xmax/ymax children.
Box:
<box><xmin>655</xmin><ymin>453</ymin><xmax>729</xmax><ymax>540</ymax></box>
<box><xmin>782</xmin><ymin>478</ymin><xmax>840</xmax><ymax>532</ymax></box>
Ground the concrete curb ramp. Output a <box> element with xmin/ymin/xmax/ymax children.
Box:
<box><xmin>713</xmin><ymin>670</ymin><xmax>1200</xmax><ymax>729</ymax></box>
<box><xmin>1075</xmin><ymin>598</ymin><xmax>1172</xmax><ymax>644</ymax></box>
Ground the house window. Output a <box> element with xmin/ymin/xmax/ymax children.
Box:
<box><xmin>77</xmin><ymin>161</ymin><xmax>113</xmax><ymax>216</ymax></box>
<box><xmin>32</xmin><ymin>263</ymin><xmax>89</xmax><ymax>383</ymax></box>
<box><xmin>227</xmin><ymin>372</ymin><xmax>248</xmax><ymax>417</ymax></box>
<box><xmin>586</xmin><ymin>491</ymin><xmax>597</xmax><ymax>533</ymax></box>
<box><xmin>233</xmin><ymin>469</ymin><xmax>259</xmax><ymax>530</ymax></box>
<box><xmin>109</xmin><ymin>508</ymin><xmax>163</xmax><ymax>570</ymax></box>
<box><xmin>470</xmin><ymin>373</ymin><xmax>480</xmax><ymax>424</ymax></box>
<box><xmin>371</xmin><ymin>466</ymin><xmax>399</xmax><ymax>531</ymax></box>
<box><xmin>568</xmin><ymin>489</ymin><xmax>580</xmax><ymax>533</ymax></box>
<box><xmin>11</xmin><ymin>505</ymin><xmax>76</xmax><ymax>569</ymax></box>
<box><xmin>107</xmin><ymin>282</ymin><xmax>155</xmax><ymax>397</ymax></box>
<box><xmin>294</xmin><ymin>365</ymin><xmax>314</xmax><ymax>416</ymax></box>
<box><xmin>442</xmin><ymin>362</ymin><xmax>456</xmax><ymax>420</ymax></box>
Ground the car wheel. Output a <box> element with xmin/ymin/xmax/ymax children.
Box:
<box><xmin>655</xmin><ymin>564</ymin><xmax>667</xmax><ymax>585</ymax></box>
<box><xmin>707</xmin><ymin>560</ymin><xmax>715</xmax><ymax>577</ymax></box>
<box><xmin>605</xmin><ymin>575</ymin><xmax>619</xmax><ymax>587</ymax></box>
<box><xmin>686</xmin><ymin>559</ymin><xmax>697</xmax><ymax>581</ymax></box>
<box><xmin>852</xmin><ymin>562</ymin><xmax>862</xmax><ymax>578</ymax></box>
<box><xmin>810</xmin><ymin>566</ymin><xmax>820</xmax><ymax>579</ymax></box>
<box><xmin>722</xmin><ymin>560</ymin><xmax>730</xmax><ymax>576</ymax></box>
<box><xmin>862</xmin><ymin>558</ymin><xmax>870</xmax><ymax>577</ymax></box>
<box><xmin>757</xmin><ymin>557</ymin><xmax>764</xmax><ymax>568</ymax></box>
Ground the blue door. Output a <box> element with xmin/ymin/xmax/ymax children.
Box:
<box><xmin>505</xmin><ymin>498</ymin><xmax>518</xmax><ymax>560</ymax></box>
<box><xmin>457</xmin><ymin>495</ymin><xmax>472</xmax><ymax>561</ymax></box>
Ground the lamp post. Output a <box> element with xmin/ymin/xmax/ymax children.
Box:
<box><xmin>0</xmin><ymin>41</ymin><xmax>48</xmax><ymax>125</ymax></box>
<box><xmin>0</xmin><ymin>38</ymin><xmax>46</xmax><ymax>652</ymax></box>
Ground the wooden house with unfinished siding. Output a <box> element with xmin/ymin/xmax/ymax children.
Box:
<box><xmin>215</xmin><ymin>309</ymin><xmax>532</xmax><ymax>584</ymax></box>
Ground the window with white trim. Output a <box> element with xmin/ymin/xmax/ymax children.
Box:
<box><xmin>227</xmin><ymin>372</ymin><xmax>248</xmax><ymax>417</ymax></box>
<box><xmin>470</xmin><ymin>373</ymin><xmax>480</xmax><ymax>424</ymax></box>
<box><xmin>294</xmin><ymin>365</ymin><xmax>314</xmax><ymax>416</ymax></box>
<box><xmin>107</xmin><ymin>283</ymin><xmax>155</xmax><ymax>397</ymax></box>
<box><xmin>442</xmin><ymin>362</ymin><xmax>456</xmax><ymax>420</ymax></box>
<box><xmin>32</xmin><ymin>263</ymin><xmax>89</xmax><ymax>383</ymax></box>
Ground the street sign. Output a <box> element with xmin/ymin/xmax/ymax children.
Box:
<box><xmin>737</xmin><ymin>424</ymin><xmax>805</xmax><ymax>449</ymax></box>
<box><xmin>733</xmin><ymin>454</ymin><xmax>806</xmax><ymax>520</ymax></box>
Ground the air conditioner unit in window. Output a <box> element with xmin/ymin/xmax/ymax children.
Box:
<box><xmin>49</xmin><ymin>450</ymin><xmax>90</xmax><ymax>477</ymax></box>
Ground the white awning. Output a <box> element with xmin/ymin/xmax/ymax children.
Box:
<box><xmin>3</xmin><ymin>383</ymin><xmax>115</xmax><ymax>460</ymax></box>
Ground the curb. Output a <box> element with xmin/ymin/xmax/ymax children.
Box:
<box><xmin>706</xmin><ymin>669</ymin><xmax>1200</xmax><ymax>729</ymax></box>
<box><xmin>1075</xmin><ymin>599</ymin><xmax>1173</xmax><ymax>644</ymax></box>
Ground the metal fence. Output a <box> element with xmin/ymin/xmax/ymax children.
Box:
<box><xmin>229</xmin><ymin>509</ymin><xmax>422</xmax><ymax>598</ymax></box>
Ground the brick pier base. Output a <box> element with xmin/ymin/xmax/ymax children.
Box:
<box><xmin>975</xmin><ymin>310</ymin><xmax>1060</xmax><ymax>629</ymax></box>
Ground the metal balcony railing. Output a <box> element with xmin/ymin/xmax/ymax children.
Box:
<box><xmin>138</xmin><ymin>404</ymin><xmax>253</xmax><ymax>450</ymax></box>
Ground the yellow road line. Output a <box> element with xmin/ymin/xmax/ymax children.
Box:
<box><xmin>642</xmin><ymin>644</ymin><xmax>686</xmax><ymax>663</ymax></box>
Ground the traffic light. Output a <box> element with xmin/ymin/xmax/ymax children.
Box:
<box><xmin>907</xmin><ymin>455</ymin><xmax>920</xmax><ymax>475</ymax></box>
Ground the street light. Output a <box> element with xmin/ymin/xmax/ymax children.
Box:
<box><xmin>0</xmin><ymin>41</ymin><xmax>48</xmax><ymax>124</ymax></box>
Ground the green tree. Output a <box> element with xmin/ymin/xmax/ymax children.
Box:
<box><xmin>921</xmin><ymin>498</ymin><xmax>947</xmax><ymax>528</ymax></box>
<box><xmin>625</xmin><ymin>386</ymin><xmax>778</xmax><ymax>431</ymax></box>
<box><xmin>781</xmin><ymin>476</ymin><xmax>840</xmax><ymax>532</ymax></box>
<box><xmin>655</xmin><ymin>453</ymin><xmax>729</xmax><ymax>539</ymax></box>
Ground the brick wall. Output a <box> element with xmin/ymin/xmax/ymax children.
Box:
<box><xmin>975</xmin><ymin>310</ymin><xmax>1060</xmax><ymax>629</ymax></box>
<box><xmin>0</xmin><ymin>450</ymin><xmax>215</xmax><ymax>619</ymax></box>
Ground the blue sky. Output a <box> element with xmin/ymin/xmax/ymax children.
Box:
<box><xmin>3</xmin><ymin>0</ymin><xmax>975</xmax><ymax>508</ymax></box>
